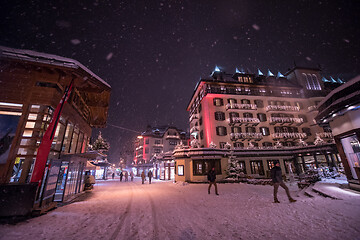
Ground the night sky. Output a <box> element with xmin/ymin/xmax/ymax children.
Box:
<box><xmin>1</xmin><ymin>1</ymin><xmax>359</xmax><ymax>163</ymax></box>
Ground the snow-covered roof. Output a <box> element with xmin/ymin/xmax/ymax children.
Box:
<box><xmin>0</xmin><ymin>45</ymin><xmax>110</xmax><ymax>89</ymax></box>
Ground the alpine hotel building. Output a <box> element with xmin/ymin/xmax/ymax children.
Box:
<box><xmin>174</xmin><ymin>66</ymin><xmax>342</xmax><ymax>183</ymax></box>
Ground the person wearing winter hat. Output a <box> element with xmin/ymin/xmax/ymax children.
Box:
<box><xmin>270</xmin><ymin>161</ymin><xmax>296</xmax><ymax>203</ymax></box>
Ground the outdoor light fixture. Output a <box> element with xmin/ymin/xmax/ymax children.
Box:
<box><xmin>137</xmin><ymin>136</ymin><xmax>143</xmax><ymax>139</ymax></box>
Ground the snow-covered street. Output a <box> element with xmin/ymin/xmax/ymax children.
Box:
<box><xmin>1</xmin><ymin>178</ymin><xmax>360</xmax><ymax>240</ymax></box>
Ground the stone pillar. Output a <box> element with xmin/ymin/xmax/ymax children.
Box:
<box><xmin>330</xmin><ymin>154</ymin><xmax>337</xmax><ymax>170</ymax></box>
<box><xmin>301</xmin><ymin>156</ymin><xmax>306</xmax><ymax>171</ymax></box>
<box><xmin>293</xmin><ymin>157</ymin><xmax>301</xmax><ymax>175</ymax></box>
<box><xmin>324</xmin><ymin>154</ymin><xmax>331</xmax><ymax>167</ymax></box>
<box><xmin>313</xmin><ymin>154</ymin><xmax>319</xmax><ymax>168</ymax></box>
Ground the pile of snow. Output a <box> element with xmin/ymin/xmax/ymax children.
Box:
<box><xmin>174</xmin><ymin>181</ymin><xmax>189</xmax><ymax>186</ymax></box>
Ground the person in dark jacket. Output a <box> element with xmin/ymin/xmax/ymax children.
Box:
<box><xmin>271</xmin><ymin>161</ymin><xmax>296</xmax><ymax>203</ymax></box>
<box><xmin>148</xmin><ymin>170</ymin><xmax>153</xmax><ymax>184</ymax></box>
<box><xmin>207</xmin><ymin>167</ymin><xmax>219</xmax><ymax>195</ymax></box>
<box><xmin>120</xmin><ymin>171</ymin><xmax>123</xmax><ymax>182</ymax></box>
<box><xmin>141</xmin><ymin>171</ymin><xmax>146</xmax><ymax>184</ymax></box>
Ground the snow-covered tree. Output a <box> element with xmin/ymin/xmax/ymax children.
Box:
<box><xmin>274</xmin><ymin>141</ymin><xmax>283</xmax><ymax>149</ymax></box>
<box><xmin>91</xmin><ymin>131</ymin><xmax>110</xmax><ymax>152</ymax></box>
<box><xmin>297</xmin><ymin>138</ymin><xmax>308</xmax><ymax>147</ymax></box>
<box><xmin>224</xmin><ymin>142</ymin><xmax>231</xmax><ymax>150</ymax></box>
<box><xmin>227</xmin><ymin>156</ymin><xmax>244</xmax><ymax>179</ymax></box>
<box><xmin>190</xmin><ymin>138</ymin><xmax>200</xmax><ymax>148</ymax></box>
<box><xmin>227</xmin><ymin>156</ymin><xmax>238</xmax><ymax>178</ymax></box>
<box><xmin>314</xmin><ymin>134</ymin><xmax>325</xmax><ymax>145</ymax></box>
<box><xmin>247</xmin><ymin>142</ymin><xmax>255</xmax><ymax>149</ymax></box>
<box><xmin>209</xmin><ymin>141</ymin><xmax>217</xmax><ymax>148</ymax></box>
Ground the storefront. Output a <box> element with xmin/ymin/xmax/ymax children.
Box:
<box><xmin>173</xmin><ymin>144</ymin><xmax>338</xmax><ymax>183</ymax></box>
<box><xmin>316</xmin><ymin>75</ymin><xmax>360</xmax><ymax>190</ymax></box>
<box><xmin>152</xmin><ymin>152</ymin><xmax>175</xmax><ymax>180</ymax></box>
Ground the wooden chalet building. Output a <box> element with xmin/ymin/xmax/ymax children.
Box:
<box><xmin>0</xmin><ymin>46</ymin><xmax>111</xmax><ymax>215</ymax></box>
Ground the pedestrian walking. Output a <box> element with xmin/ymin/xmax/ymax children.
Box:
<box><xmin>130</xmin><ymin>171</ymin><xmax>134</xmax><ymax>181</ymax></box>
<box><xmin>125</xmin><ymin>171</ymin><xmax>129</xmax><ymax>182</ymax></box>
<box><xmin>112</xmin><ymin>172</ymin><xmax>115</xmax><ymax>179</ymax></box>
<box><xmin>120</xmin><ymin>171</ymin><xmax>123</xmax><ymax>182</ymax></box>
<box><xmin>207</xmin><ymin>167</ymin><xmax>219</xmax><ymax>195</ymax></box>
<box><xmin>141</xmin><ymin>171</ymin><xmax>146</xmax><ymax>184</ymax></box>
<box><xmin>148</xmin><ymin>170</ymin><xmax>153</xmax><ymax>184</ymax></box>
<box><xmin>271</xmin><ymin>161</ymin><xmax>296</xmax><ymax>203</ymax></box>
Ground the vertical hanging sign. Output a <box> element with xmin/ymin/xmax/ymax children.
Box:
<box><xmin>30</xmin><ymin>79</ymin><xmax>74</xmax><ymax>184</ymax></box>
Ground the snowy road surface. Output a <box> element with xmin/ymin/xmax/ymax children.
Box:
<box><xmin>1</xmin><ymin>178</ymin><xmax>360</xmax><ymax>240</ymax></box>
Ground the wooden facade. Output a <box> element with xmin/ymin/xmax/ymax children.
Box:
<box><xmin>0</xmin><ymin>46</ymin><xmax>111</xmax><ymax>184</ymax></box>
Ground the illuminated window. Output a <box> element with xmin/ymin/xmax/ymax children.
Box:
<box><xmin>260</xmin><ymin>127</ymin><xmax>270</xmax><ymax>136</ymax></box>
<box><xmin>231</xmin><ymin>127</ymin><xmax>241</xmax><ymax>133</ymax></box>
<box><xmin>228</xmin><ymin>98</ymin><xmax>237</xmax><ymax>105</ymax></box>
<box><xmin>22</xmin><ymin>130</ymin><xmax>33</xmax><ymax>137</ymax></box>
<box><xmin>25</xmin><ymin>121</ymin><xmax>35</xmax><ymax>129</ymax></box>
<box><xmin>294</xmin><ymin>102</ymin><xmax>304</xmax><ymax>109</ymax></box>
<box><xmin>255</xmin><ymin>100</ymin><xmax>264</xmax><ymax>108</ymax></box>
<box><xmin>213</xmin><ymin>98</ymin><xmax>224</xmax><ymax>106</ymax></box>
<box><xmin>250</xmin><ymin>161</ymin><xmax>264</xmax><ymax>175</ymax></box>
<box><xmin>246</xmin><ymin>127</ymin><xmax>256</xmax><ymax>133</ymax></box>
<box><xmin>257</xmin><ymin>113</ymin><xmax>267</xmax><ymax>122</ymax></box>
<box><xmin>193</xmin><ymin>159</ymin><xmax>221</xmax><ymax>175</ymax></box>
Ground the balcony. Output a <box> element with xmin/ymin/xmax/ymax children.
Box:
<box><xmin>272</xmin><ymin>132</ymin><xmax>307</xmax><ymax>139</ymax></box>
<box><xmin>316</xmin><ymin>132</ymin><xmax>333</xmax><ymax>138</ymax></box>
<box><xmin>230</xmin><ymin>132</ymin><xmax>263</xmax><ymax>140</ymax></box>
<box><xmin>153</xmin><ymin>143</ymin><xmax>164</xmax><ymax>147</ymax></box>
<box><xmin>266</xmin><ymin>105</ymin><xmax>300</xmax><ymax>112</ymax></box>
<box><xmin>225</xmin><ymin>103</ymin><xmax>257</xmax><ymax>111</ymax></box>
<box><xmin>189</xmin><ymin>114</ymin><xmax>199</xmax><ymax>122</ymax></box>
<box><xmin>227</xmin><ymin>117</ymin><xmax>260</xmax><ymax>126</ymax></box>
<box><xmin>269</xmin><ymin>117</ymin><xmax>304</xmax><ymax>125</ymax></box>
<box><xmin>190</xmin><ymin>126</ymin><xmax>199</xmax><ymax>133</ymax></box>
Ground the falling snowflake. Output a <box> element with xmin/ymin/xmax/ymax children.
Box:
<box><xmin>106</xmin><ymin>52</ymin><xmax>113</xmax><ymax>60</ymax></box>
<box><xmin>306</xmin><ymin>57</ymin><xmax>312</xmax><ymax>61</ymax></box>
<box><xmin>343</xmin><ymin>39</ymin><xmax>350</xmax><ymax>43</ymax></box>
<box><xmin>71</xmin><ymin>39</ymin><xmax>81</xmax><ymax>45</ymax></box>
<box><xmin>252</xmin><ymin>24</ymin><xmax>260</xmax><ymax>31</ymax></box>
